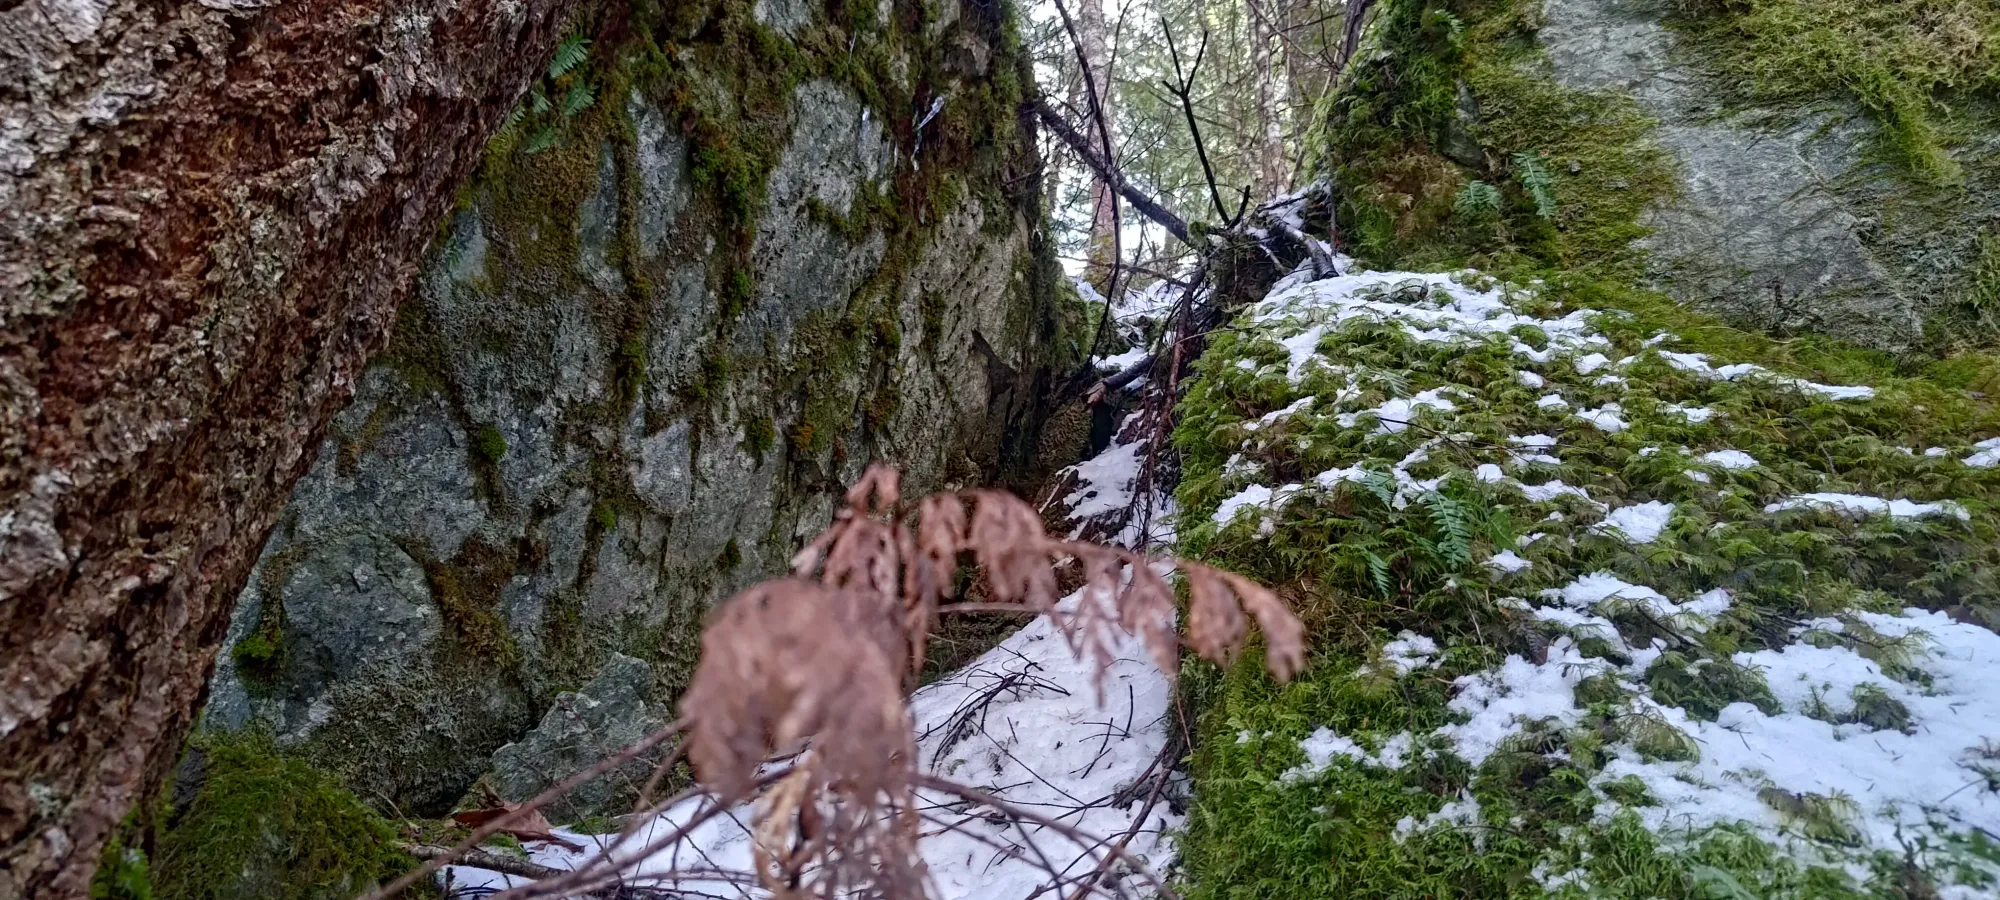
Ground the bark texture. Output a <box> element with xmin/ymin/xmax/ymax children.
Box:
<box><xmin>0</xmin><ymin>0</ymin><xmax>578</xmax><ymax>895</ymax></box>
<box><xmin>1070</xmin><ymin>0</ymin><xmax>1118</xmax><ymax>291</ymax></box>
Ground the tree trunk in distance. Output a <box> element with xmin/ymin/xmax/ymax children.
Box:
<box><xmin>1073</xmin><ymin>0</ymin><xmax>1119</xmax><ymax>296</ymax></box>
<box><xmin>1248</xmin><ymin>0</ymin><xmax>1290</xmax><ymax>195</ymax></box>
<box><xmin>0</xmin><ymin>0</ymin><xmax>578</xmax><ymax>895</ymax></box>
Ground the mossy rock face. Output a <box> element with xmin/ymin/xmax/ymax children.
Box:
<box><xmin>1318</xmin><ymin>0</ymin><xmax>2000</xmax><ymax>350</ymax></box>
<box><xmin>203</xmin><ymin>0</ymin><xmax>1073</xmax><ymax>821</ymax></box>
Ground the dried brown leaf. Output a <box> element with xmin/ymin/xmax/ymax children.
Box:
<box><xmin>1222</xmin><ymin>572</ymin><xmax>1306</xmax><ymax>682</ymax></box>
<box><xmin>1184</xmin><ymin>564</ymin><xmax>1246</xmax><ymax>665</ymax></box>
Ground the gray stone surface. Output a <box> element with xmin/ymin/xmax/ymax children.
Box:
<box><xmin>1534</xmin><ymin>0</ymin><xmax>1995</xmax><ymax>347</ymax></box>
<box><xmin>738</xmin><ymin>79</ymin><xmax>895</xmax><ymax>354</ymax></box>
<box><xmin>490</xmin><ymin>653</ymin><xmax>667</xmax><ymax>817</ymax></box>
<box><xmin>203</xmin><ymin>13</ymin><xmax>1069</xmax><ymax>820</ymax></box>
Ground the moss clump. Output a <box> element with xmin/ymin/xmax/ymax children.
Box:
<box><xmin>742</xmin><ymin>415</ymin><xmax>775</xmax><ymax>463</ymax></box>
<box><xmin>153</xmin><ymin>734</ymin><xmax>415</xmax><ymax>900</ymax></box>
<box><xmin>589</xmin><ymin>501</ymin><xmax>618</xmax><ymax>533</ymax></box>
<box><xmin>91</xmin><ymin>833</ymin><xmax>155</xmax><ymax>900</ymax></box>
<box><xmin>472</xmin><ymin>425</ymin><xmax>508</xmax><ymax>464</ymax></box>
<box><xmin>403</xmin><ymin>536</ymin><xmax>519</xmax><ymax>666</ymax></box>
<box><xmin>228</xmin><ymin>633</ymin><xmax>284</xmax><ymax>690</ymax></box>
<box><xmin>717</xmin><ymin>538</ymin><xmax>742</xmax><ymax>570</ymax></box>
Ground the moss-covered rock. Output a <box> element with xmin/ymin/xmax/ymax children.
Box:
<box><xmin>203</xmin><ymin>0</ymin><xmax>1076</xmax><ymax>822</ymax></box>
<box><xmin>150</xmin><ymin>735</ymin><xmax>417</xmax><ymax>900</ymax></box>
<box><xmin>1315</xmin><ymin>0</ymin><xmax>2000</xmax><ymax>350</ymax></box>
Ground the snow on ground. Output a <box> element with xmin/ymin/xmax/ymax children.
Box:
<box><xmin>446</xmin><ymin>426</ymin><xmax>1182</xmax><ymax>898</ymax></box>
<box><xmin>445</xmin><ymin>590</ymin><xmax>1181</xmax><ymax>899</ymax></box>
<box><xmin>1594</xmin><ymin>501</ymin><xmax>1673</xmax><ymax>544</ymax></box>
<box><xmin>1204</xmin><ymin>261</ymin><xmax>2000</xmax><ymax>894</ymax></box>
<box><xmin>1765</xmin><ymin>493</ymin><xmax>1969</xmax><ymax>521</ymax></box>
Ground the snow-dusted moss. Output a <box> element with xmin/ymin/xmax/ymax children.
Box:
<box><xmin>1177</xmin><ymin>261</ymin><xmax>2000</xmax><ymax>898</ymax></box>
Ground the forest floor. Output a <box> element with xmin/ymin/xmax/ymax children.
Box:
<box><xmin>1168</xmin><ymin>256</ymin><xmax>2000</xmax><ymax>899</ymax></box>
<box><xmin>441</xmin><ymin>252</ymin><xmax>2000</xmax><ymax>899</ymax></box>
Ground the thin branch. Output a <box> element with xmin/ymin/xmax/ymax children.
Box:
<box><xmin>1161</xmin><ymin>26</ymin><xmax>1235</xmax><ymax>228</ymax></box>
<box><xmin>911</xmin><ymin>775</ymin><xmax>1183</xmax><ymax>900</ymax></box>
<box><xmin>1032</xmin><ymin>100</ymin><xmax>1191</xmax><ymax>244</ymax></box>
<box><xmin>1051</xmin><ymin>0</ymin><xmax>1127</xmax><ymax>374</ymax></box>
<box><xmin>369</xmin><ymin>720</ymin><xmax>689</xmax><ymax>900</ymax></box>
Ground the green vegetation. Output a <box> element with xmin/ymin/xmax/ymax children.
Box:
<box><xmin>152</xmin><ymin>734</ymin><xmax>416</xmax><ymax>900</ymax></box>
<box><xmin>227</xmin><ymin>631</ymin><xmax>283</xmax><ymax>689</ymax></box>
<box><xmin>1667</xmin><ymin>0</ymin><xmax>2000</xmax><ymax>186</ymax></box>
<box><xmin>472</xmin><ymin>425</ymin><xmax>508</xmax><ymax>464</ymax></box>
<box><xmin>1314</xmin><ymin>0</ymin><xmax>1679</xmax><ymax>275</ymax></box>
<box><xmin>1171</xmin><ymin>264</ymin><xmax>2000</xmax><ymax>896</ymax></box>
<box><xmin>91</xmin><ymin>825</ymin><xmax>155</xmax><ymax>900</ymax></box>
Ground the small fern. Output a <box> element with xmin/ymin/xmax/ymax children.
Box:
<box><xmin>548</xmin><ymin>34</ymin><xmax>592</xmax><ymax>80</ymax></box>
<box><xmin>1453</xmin><ymin>180</ymin><xmax>1502</xmax><ymax>219</ymax></box>
<box><xmin>522</xmin><ymin>126</ymin><xmax>562</xmax><ymax>155</ymax></box>
<box><xmin>1512</xmin><ymin>151</ymin><xmax>1558</xmax><ymax>219</ymax></box>
<box><xmin>1425</xmin><ymin>493</ymin><xmax>1473</xmax><ymax>567</ymax></box>
<box><xmin>562</xmin><ymin>81</ymin><xmax>597</xmax><ymax>117</ymax></box>
<box><xmin>1360</xmin><ymin>471</ymin><xmax>1399</xmax><ymax>508</ymax></box>
<box><xmin>1365</xmin><ymin>550</ymin><xmax>1395</xmax><ymax>597</ymax></box>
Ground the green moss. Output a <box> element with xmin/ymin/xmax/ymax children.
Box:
<box><xmin>721</xmin><ymin>268</ymin><xmax>754</xmax><ymax>319</ymax></box>
<box><xmin>1667</xmin><ymin>0</ymin><xmax>2000</xmax><ymax>187</ymax></box>
<box><xmin>589</xmin><ymin>501</ymin><xmax>618</xmax><ymax>533</ymax></box>
<box><xmin>1172</xmin><ymin>252</ymin><xmax>2000</xmax><ymax>895</ymax></box>
<box><xmin>91</xmin><ymin>831</ymin><xmax>155</xmax><ymax>900</ymax></box>
<box><xmin>472</xmin><ymin>425</ymin><xmax>508</xmax><ymax>464</ymax></box>
<box><xmin>228</xmin><ymin>633</ymin><xmax>284</xmax><ymax>690</ymax></box>
<box><xmin>403</xmin><ymin>536</ymin><xmax>520</xmax><ymax>666</ymax></box>
<box><xmin>742</xmin><ymin>415</ymin><xmax>775</xmax><ymax>463</ymax></box>
<box><xmin>717</xmin><ymin>537</ymin><xmax>742</xmax><ymax>570</ymax></box>
<box><xmin>153</xmin><ymin>734</ymin><xmax>415</xmax><ymax>900</ymax></box>
<box><xmin>1313</xmin><ymin>0</ymin><xmax>1679</xmax><ymax>275</ymax></box>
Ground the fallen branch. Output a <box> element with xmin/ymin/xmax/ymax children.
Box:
<box><xmin>406</xmin><ymin>844</ymin><xmax>680</xmax><ymax>900</ymax></box>
<box><xmin>1032</xmin><ymin>100</ymin><xmax>1191</xmax><ymax>245</ymax></box>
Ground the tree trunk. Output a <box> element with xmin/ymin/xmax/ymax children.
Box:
<box><xmin>1248</xmin><ymin>0</ymin><xmax>1289</xmax><ymax>195</ymax></box>
<box><xmin>1073</xmin><ymin>0</ymin><xmax>1118</xmax><ymax>295</ymax></box>
<box><xmin>0</xmin><ymin>0</ymin><xmax>578</xmax><ymax>895</ymax></box>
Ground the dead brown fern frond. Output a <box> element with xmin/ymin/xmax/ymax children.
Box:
<box><xmin>673</xmin><ymin>464</ymin><xmax>1301</xmax><ymax>899</ymax></box>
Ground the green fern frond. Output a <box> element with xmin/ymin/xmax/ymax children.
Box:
<box><xmin>1426</xmin><ymin>493</ymin><xmax>1473</xmax><ymax>567</ymax></box>
<box><xmin>499</xmin><ymin>100</ymin><xmax>528</xmax><ymax>134</ymax></box>
<box><xmin>562</xmin><ymin>81</ymin><xmax>597</xmax><ymax>117</ymax></box>
<box><xmin>548</xmin><ymin>33</ymin><xmax>592</xmax><ymax>80</ymax></box>
<box><xmin>1361</xmin><ymin>471</ymin><xmax>1398</xmax><ymax>508</ymax></box>
<box><xmin>522</xmin><ymin>126</ymin><xmax>562</xmax><ymax>155</ymax></box>
<box><xmin>1365</xmin><ymin>551</ymin><xmax>1395</xmax><ymax>597</ymax></box>
<box><xmin>1512</xmin><ymin>151</ymin><xmax>1558</xmax><ymax>219</ymax></box>
<box><xmin>529</xmin><ymin>88</ymin><xmax>552</xmax><ymax>116</ymax></box>
<box><xmin>1453</xmin><ymin>180</ymin><xmax>1503</xmax><ymax>218</ymax></box>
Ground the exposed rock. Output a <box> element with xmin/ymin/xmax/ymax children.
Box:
<box><xmin>1535</xmin><ymin>0</ymin><xmax>1997</xmax><ymax>347</ymax></box>
<box><xmin>489</xmin><ymin>653</ymin><xmax>667</xmax><ymax>818</ymax></box>
<box><xmin>202</xmin><ymin>0</ymin><xmax>1077</xmax><ymax>821</ymax></box>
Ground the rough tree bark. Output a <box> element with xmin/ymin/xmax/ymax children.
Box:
<box><xmin>1069</xmin><ymin>0</ymin><xmax>1119</xmax><ymax>294</ymax></box>
<box><xmin>0</xmin><ymin>0</ymin><xmax>580</xmax><ymax>895</ymax></box>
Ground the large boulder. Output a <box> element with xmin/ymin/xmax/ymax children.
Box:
<box><xmin>203</xmin><ymin>0</ymin><xmax>1080</xmax><ymax>817</ymax></box>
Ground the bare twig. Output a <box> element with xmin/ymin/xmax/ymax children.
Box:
<box><xmin>1161</xmin><ymin>26</ymin><xmax>1235</xmax><ymax>228</ymax></box>
<box><xmin>370</xmin><ymin>721</ymin><xmax>689</xmax><ymax>900</ymax></box>
<box><xmin>1052</xmin><ymin>0</ymin><xmax>1127</xmax><ymax>374</ymax></box>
